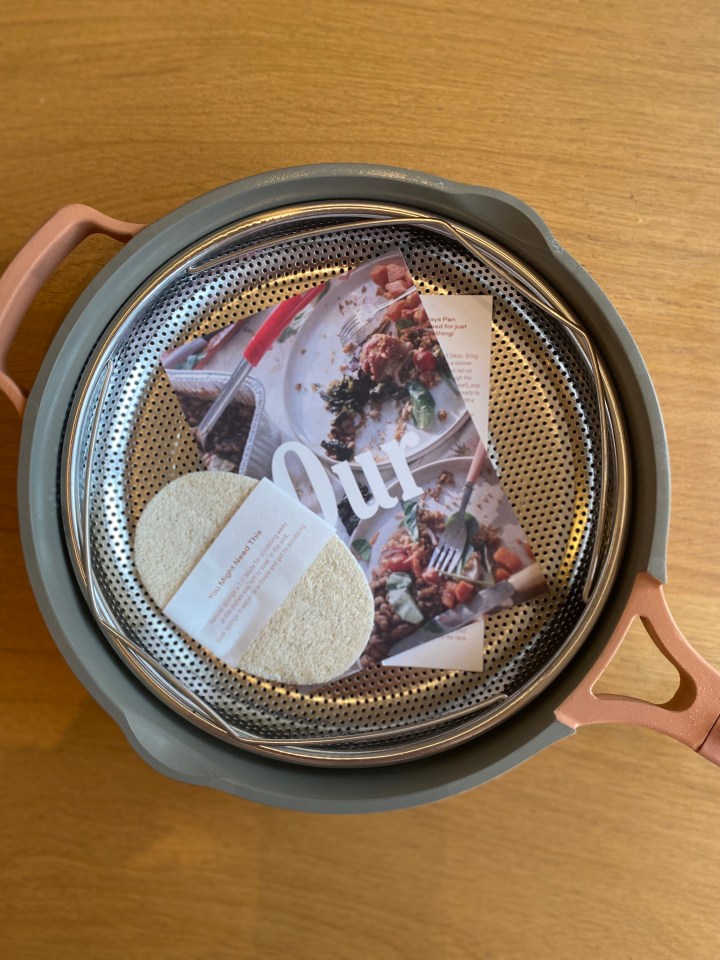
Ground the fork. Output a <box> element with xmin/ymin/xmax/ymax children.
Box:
<box><xmin>338</xmin><ymin>285</ymin><xmax>417</xmax><ymax>348</ymax></box>
<box><xmin>428</xmin><ymin>441</ymin><xmax>487</xmax><ymax>575</ymax></box>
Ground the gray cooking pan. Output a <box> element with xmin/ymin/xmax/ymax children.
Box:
<box><xmin>2</xmin><ymin>164</ymin><xmax>719</xmax><ymax>813</ymax></box>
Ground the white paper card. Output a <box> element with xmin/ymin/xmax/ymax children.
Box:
<box><xmin>422</xmin><ymin>295</ymin><xmax>493</xmax><ymax>444</ymax></box>
<box><xmin>382</xmin><ymin>620</ymin><xmax>486</xmax><ymax>671</ymax></box>
<box><xmin>164</xmin><ymin>478</ymin><xmax>333</xmax><ymax>666</ymax></box>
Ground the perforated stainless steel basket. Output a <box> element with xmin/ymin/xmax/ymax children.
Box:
<box><xmin>6</xmin><ymin>166</ymin><xmax>719</xmax><ymax>811</ymax></box>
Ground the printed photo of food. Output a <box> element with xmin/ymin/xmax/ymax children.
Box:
<box><xmin>351</xmin><ymin>448</ymin><xmax>546</xmax><ymax>666</ymax></box>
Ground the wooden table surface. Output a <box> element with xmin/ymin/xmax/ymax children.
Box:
<box><xmin>1</xmin><ymin>2</ymin><xmax>719</xmax><ymax>957</ymax></box>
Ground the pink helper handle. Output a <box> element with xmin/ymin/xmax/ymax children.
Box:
<box><xmin>0</xmin><ymin>204</ymin><xmax>145</xmax><ymax>416</ymax></box>
<box><xmin>556</xmin><ymin>572</ymin><xmax>720</xmax><ymax>764</ymax></box>
<box><xmin>243</xmin><ymin>284</ymin><xmax>323</xmax><ymax>366</ymax></box>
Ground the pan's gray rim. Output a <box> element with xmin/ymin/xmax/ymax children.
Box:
<box><xmin>16</xmin><ymin>164</ymin><xmax>668</xmax><ymax>811</ymax></box>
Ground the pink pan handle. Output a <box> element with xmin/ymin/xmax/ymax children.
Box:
<box><xmin>0</xmin><ymin>204</ymin><xmax>144</xmax><ymax>416</ymax></box>
<box><xmin>556</xmin><ymin>572</ymin><xmax>720</xmax><ymax>764</ymax></box>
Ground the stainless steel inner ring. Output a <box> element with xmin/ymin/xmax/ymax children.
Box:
<box><xmin>61</xmin><ymin>201</ymin><xmax>629</xmax><ymax>766</ymax></box>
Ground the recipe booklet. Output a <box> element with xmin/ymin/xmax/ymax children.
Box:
<box><xmin>160</xmin><ymin>249</ymin><xmax>547</xmax><ymax>676</ymax></box>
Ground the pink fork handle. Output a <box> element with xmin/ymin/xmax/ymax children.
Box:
<box><xmin>243</xmin><ymin>284</ymin><xmax>323</xmax><ymax>366</ymax></box>
<box><xmin>465</xmin><ymin>439</ymin><xmax>487</xmax><ymax>485</ymax></box>
<box><xmin>556</xmin><ymin>572</ymin><xmax>720</xmax><ymax>764</ymax></box>
<box><xmin>0</xmin><ymin>204</ymin><xmax>144</xmax><ymax>416</ymax></box>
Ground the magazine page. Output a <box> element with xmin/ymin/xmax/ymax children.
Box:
<box><xmin>160</xmin><ymin>249</ymin><xmax>546</xmax><ymax>677</ymax></box>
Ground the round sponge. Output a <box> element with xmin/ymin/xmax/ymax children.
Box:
<box><xmin>133</xmin><ymin>472</ymin><xmax>373</xmax><ymax>685</ymax></box>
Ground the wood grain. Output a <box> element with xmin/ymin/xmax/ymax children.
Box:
<box><xmin>1</xmin><ymin>1</ymin><xmax>719</xmax><ymax>958</ymax></box>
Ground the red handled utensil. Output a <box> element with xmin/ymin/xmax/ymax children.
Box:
<box><xmin>194</xmin><ymin>284</ymin><xmax>322</xmax><ymax>446</ymax></box>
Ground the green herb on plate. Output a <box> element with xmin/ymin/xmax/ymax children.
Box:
<box><xmin>351</xmin><ymin>537</ymin><xmax>372</xmax><ymax>562</ymax></box>
<box><xmin>401</xmin><ymin>499</ymin><xmax>419</xmax><ymax>541</ymax></box>
<box><xmin>395</xmin><ymin>315</ymin><xmax>416</xmax><ymax>334</ymax></box>
<box><xmin>407</xmin><ymin>380</ymin><xmax>436</xmax><ymax>430</ymax></box>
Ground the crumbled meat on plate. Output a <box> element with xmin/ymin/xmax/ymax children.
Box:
<box><xmin>428</xmin><ymin>471</ymin><xmax>455</xmax><ymax>500</ymax></box>
<box><xmin>359</xmin><ymin>333</ymin><xmax>413</xmax><ymax>384</ymax></box>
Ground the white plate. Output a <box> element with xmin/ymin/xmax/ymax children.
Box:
<box><xmin>284</xmin><ymin>252</ymin><xmax>467</xmax><ymax>468</ymax></box>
